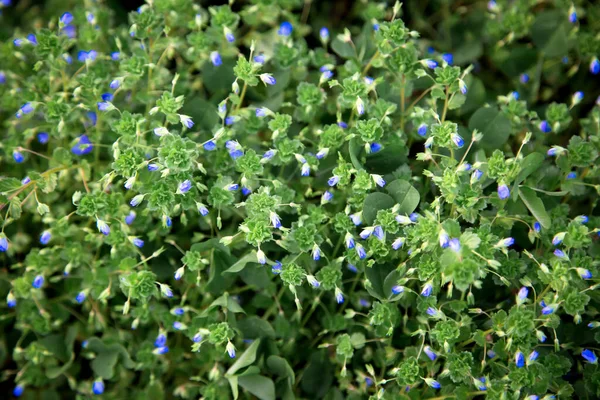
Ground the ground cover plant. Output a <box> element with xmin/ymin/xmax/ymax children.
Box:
<box><xmin>1</xmin><ymin>0</ymin><xmax>600</xmax><ymax>398</ymax></box>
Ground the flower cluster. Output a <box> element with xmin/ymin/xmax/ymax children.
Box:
<box><xmin>1</xmin><ymin>1</ymin><xmax>600</xmax><ymax>399</ymax></box>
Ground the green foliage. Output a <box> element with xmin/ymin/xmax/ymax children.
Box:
<box><xmin>1</xmin><ymin>1</ymin><xmax>600</xmax><ymax>399</ymax></box>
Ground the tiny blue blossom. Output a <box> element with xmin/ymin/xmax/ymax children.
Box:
<box><xmin>582</xmin><ymin>349</ymin><xmax>598</xmax><ymax>364</ymax></box>
<box><xmin>417</xmin><ymin>123</ymin><xmax>427</xmax><ymax>136</ymax></box>
<box><xmin>92</xmin><ymin>381</ymin><xmax>104</xmax><ymax>395</ymax></box>
<box><xmin>497</xmin><ymin>184</ymin><xmax>510</xmax><ymax>200</ymax></box>
<box><xmin>278</xmin><ymin>21</ymin><xmax>293</xmax><ymax>36</ymax></box>
<box><xmin>13</xmin><ymin>385</ymin><xmax>24</xmax><ymax>397</ymax></box>
<box><xmin>539</xmin><ymin>120</ymin><xmax>551</xmax><ymax>133</ymax></box>
<box><xmin>515</xmin><ymin>351</ymin><xmax>525</xmax><ymax>368</ymax></box>
<box><xmin>591</xmin><ymin>58</ymin><xmax>600</xmax><ymax>75</ymax></box>
<box><xmin>319</xmin><ymin>27</ymin><xmax>329</xmax><ymax>41</ymax></box>
<box><xmin>424</xmin><ymin>346</ymin><xmax>437</xmax><ymax>361</ymax></box>
<box><xmin>76</xmin><ymin>291</ymin><xmax>87</xmax><ymax>304</ymax></box>
<box><xmin>421</xmin><ymin>283</ymin><xmax>433</xmax><ymax>297</ymax></box>
<box><xmin>210</xmin><ymin>51</ymin><xmax>222</xmax><ymax>66</ymax></box>
<box><xmin>392</xmin><ymin>285</ymin><xmax>404</xmax><ymax>295</ymax></box>
<box><xmin>40</xmin><ymin>231</ymin><xmax>51</xmax><ymax>245</ymax></box>
<box><xmin>32</xmin><ymin>275</ymin><xmax>44</xmax><ymax>289</ymax></box>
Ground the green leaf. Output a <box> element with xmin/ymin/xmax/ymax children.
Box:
<box><xmin>365</xmin><ymin>264</ymin><xmax>395</xmax><ymax>301</ymax></box>
<box><xmin>203</xmin><ymin>293</ymin><xmax>246</xmax><ymax>315</ymax></box>
<box><xmin>519</xmin><ymin>187</ymin><xmax>551</xmax><ymax>229</ymax></box>
<box><xmin>511</xmin><ymin>152</ymin><xmax>545</xmax><ymax>200</ymax></box>
<box><xmin>468</xmin><ymin>107</ymin><xmax>511</xmax><ymax>150</ymax></box>
<box><xmin>224</xmin><ymin>251</ymin><xmax>257</xmax><ymax>274</ymax></box>
<box><xmin>267</xmin><ymin>355</ymin><xmax>295</xmax><ymax>384</ymax></box>
<box><xmin>9</xmin><ymin>197</ymin><xmax>22</xmax><ymax>219</ymax></box>
<box><xmin>86</xmin><ymin>338</ymin><xmax>134</xmax><ymax>379</ymax></box>
<box><xmin>0</xmin><ymin>178</ymin><xmax>22</xmax><ymax>193</ymax></box>
<box><xmin>385</xmin><ymin>179</ymin><xmax>420</xmax><ymax>215</ymax></box>
<box><xmin>238</xmin><ymin>317</ymin><xmax>276</xmax><ymax>339</ymax></box>
<box><xmin>238</xmin><ymin>375</ymin><xmax>276</xmax><ymax>400</ymax></box>
<box><xmin>227</xmin><ymin>376</ymin><xmax>239</xmax><ymax>400</ymax></box>
<box><xmin>531</xmin><ymin>11</ymin><xmax>569</xmax><ymax>58</ymax></box>
<box><xmin>348</xmin><ymin>138</ymin><xmax>364</xmax><ymax>171</ymax></box>
<box><xmin>331</xmin><ymin>38</ymin><xmax>355</xmax><ymax>59</ymax></box>
<box><xmin>362</xmin><ymin>193</ymin><xmax>395</xmax><ymax>225</ymax></box>
<box><xmin>227</xmin><ymin>339</ymin><xmax>261</xmax><ymax>375</ymax></box>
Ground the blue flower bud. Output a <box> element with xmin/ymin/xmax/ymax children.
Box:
<box><xmin>541</xmin><ymin>304</ymin><xmax>556</xmax><ymax>314</ymax></box>
<box><xmin>515</xmin><ymin>351</ymin><xmax>525</xmax><ymax>368</ymax></box>
<box><xmin>350</xmin><ymin>213</ymin><xmax>362</xmax><ymax>226</ymax></box>
<box><xmin>472</xmin><ymin>169</ymin><xmax>483</xmax><ymax>181</ymax></box>
<box><xmin>193</xmin><ymin>333</ymin><xmax>203</xmax><ymax>342</ymax></box>
<box><xmin>253</xmin><ymin>54</ymin><xmax>265</xmax><ymax>64</ymax></box>
<box><xmin>322</xmin><ymin>190</ymin><xmax>333</xmax><ymax>202</ymax></box>
<box><xmin>256</xmin><ymin>107</ymin><xmax>267</xmax><ymax>117</ymax></box>
<box><xmin>132</xmin><ymin>238</ymin><xmax>144</xmax><ymax>248</ymax></box>
<box><xmin>392</xmin><ymin>285</ymin><xmax>404</xmax><ymax>295</ymax></box>
<box><xmin>569</xmin><ymin>10</ymin><xmax>577</xmax><ymax>23</ymax></box>
<box><xmin>417</xmin><ymin>123</ymin><xmax>427</xmax><ymax>136</ymax></box>
<box><xmin>355</xmin><ymin>243</ymin><xmax>366</xmax><ymax>259</ymax></box>
<box><xmin>278</xmin><ymin>21</ymin><xmax>293</xmax><ymax>36</ymax></box>
<box><xmin>520</xmin><ymin>73</ymin><xmax>529</xmax><ymax>83</ymax></box>
<box><xmin>78</xmin><ymin>50</ymin><xmax>98</xmax><ymax>62</ymax></box>
<box><xmin>174</xmin><ymin>267</ymin><xmax>184</xmax><ymax>281</ymax></box>
<box><xmin>210</xmin><ymin>51</ymin><xmax>222</xmax><ymax>66</ymax></box>
<box><xmin>487</xmin><ymin>350</ymin><xmax>496</xmax><ymax>358</ymax></box>
<box><xmin>373</xmin><ymin>225</ymin><xmax>384</xmax><ymax>240</ymax></box>
<box><xmin>518</xmin><ymin>286</ymin><xmax>529</xmax><ymax>300</ymax></box>
<box><xmin>13</xmin><ymin>384</ymin><xmax>24</xmax><ymax>397</ymax></box>
<box><xmin>439</xmin><ymin>231</ymin><xmax>450</xmax><ymax>248</ymax></box>
<box><xmin>197</xmin><ymin>203</ymin><xmax>209</xmax><ymax>216</ymax></box>
<box><xmin>345</xmin><ymin>234</ymin><xmax>355</xmax><ymax>249</ymax></box>
<box><xmin>40</xmin><ymin>231</ymin><xmax>51</xmax><ymax>245</ymax></box>
<box><xmin>539</xmin><ymin>120</ymin><xmax>551</xmax><ymax>133</ymax></box>
<box><xmin>347</xmin><ymin>263</ymin><xmax>358</xmax><ymax>273</ymax></box>
<box><xmin>22</xmin><ymin>176</ymin><xmax>31</xmax><ymax>185</ymax></box>
<box><xmin>27</xmin><ymin>34</ymin><xmax>37</xmax><ymax>45</ymax></box>
<box><xmin>566</xmin><ymin>172</ymin><xmax>577</xmax><ymax>180</ymax></box>
<box><xmin>497</xmin><ymin>184</ymin><xmax>510</xmax><ymax>200</ymax></box>
<box><xmin>372</xmin><ymin>174</ymin><xmax>385</xmax><ymax>187</ymax></box>
<box><xmin>337</xmin><ymin>121</ymin><xmax>348</xmax><ymax>129</ymax></box>
<box><xmin>536</xmin><ymin>330</ymin><xmax>547</xmax><ymax>343</ymax></box>
<box><xmin>422</xmin><ymin>59</ymin><xmax>438</xmax><ymax>69</ymax></box>
<box><xmin>312</xmin><ymin>244</ymin><xmax>321</xmax><ymax>260</ymax></box>
<box><xmin>335</xmin><ymin>288</ymin><xmax>344</xmax><ymax>304</ymax></box>
<box><xmin>370</xmin><ymin>142</ymin><xmax>382</xmax><ymax>153</ymax></box>
<box><xmin>553</xmin><ymin>249</ymin><xmax>566</xmax><ymax>259</ymax></box>
<box><xmin>511</xmin><ymin>91</ymin><xmax>519</xmax><ymax>100</ymax></box>
<box><xmin>424</xmin><ymin>345</ymin><xmax>437</xmax><ymax>360</ymax></box>
<box><xmin>392</xmin><ymin>237</ymin><xmax>404</xmax><ymax>250</ymax></box>
<box><xmin>321</xmin><ymin>70</ymin><xmax>334</xmax><ymax>80</ymax></box>
<box><xmin>582</xmin><ymin>349</ymin><xmax>598</xmax><ymax>364</ymax></box>
<box><xmin>7</xmin><ymin>292</ymin><xmax>17</xmax><ymax>308</ymax></box>
<box><xmin>578</xmin><ymin>268</ymin><xmax>592</xmax><ymax>279</ymax></box>
<box><xmin>270</xmin><ymin>212</ymin><xmax>281</xmax><ymax>229</ymax></box>
<box><xmin>421</xmin><ymin>283</ymin><xmax>433</xmax><ymax>297</ymax></box>
<box><xmin>173</xmin><ymin>307</ymin><xmax>184</xmax><ymax>316</ymax></box>
<box><xmin>528</xmin><ymin>350</ymin><xmax>539</xmax><ymax>362</ymax></box>
<box><xmin>272</xmin><ymin>261</ymin><xmax>282</xmax><ymax>274</ymax></box>
<box><xmin>173</xmin><ymin>322</ymin><xmax>184</xmax><ymax>330</ymax></box>
<box><xmin>449</xmin><ymin>238</ymin><xmax>461</xmax><ymax>253</ymax></box>
<box><xmin>373</xmin><ymin>23</ymin><xmax>379</xmax><ymax>31</ymax></box>
<box><xmin>260</xmin><ymin>73</ymin><xmax>276</xmax><ymax>85</ymax></box>
<box><xmin>96</xmin><ymin>219</ymin><xmax>110</xmax><ymax>235</ymax></box>
<box><xmin>153</xmin><ymin>346</ymin><xmax>169</xmax><ymax>355</ymax></box>
<box><xmin>72</xmin><ymin>134</ymin><xmax>93</xmax><ymax>155</ymax></box>
<box><xmin>111</xmin><ymin>52</ymin><xmax>120</xmax><ymax>61</ymax></box>
<box><xmin>76</xmin><ymin>291</ymin><xmax>87</xmax><ymax>304</ymax></box>
<box><xmin>328</xmin><ymin>176</ymin><xmax>340</xmax><ymax>186</ymax></box>
<box><xmin>125</xmin><ymin>211</ymin><xmax>136</xmax><ymax>225</ymax></box>
<box><xmin>451</xmin><ymin>133</ymin><xmax>464</xmax><ymax>148</ymax></box>
<box><xmin>319</xmin><ymin>27</ymin><xmax>329</xmax><ymax>41</ymax></box>
<box><xmin>425</xmin><ymin>379</ymin><xmax>441</xmax><ymax>389</ymax></box>
<box><xmin>92</xmin><ymin>381</ymin><xmax>104</xmax><ymax>395</ymax></box>
<box><xmin>441</xmin><ymin>53</ymin><xmax>453</xmax><ymax>65</ymax></box>
<box><xmin>591</xmin><ymin>58</ymin><xmax>600</xmax><ymax>75</ymax></box>
<box><xmin>179</xmin><ymin>180</ymin><xmax>192</xmax><ymax>193</ymax></box>
<box><xmin>37</xmin><ymin>132</ymin><xmax>49</xmax><ymax>144</ymax></box>
<box><xmin>32</xmin><ymin>275</ymin><xmax>44</xmax><ymax>289</ymax></box>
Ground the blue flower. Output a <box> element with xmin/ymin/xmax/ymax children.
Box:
<box><xmin>355</xmin><ymin>243</ymin><xmax>366</xmax><ymax>259</ymax></box>
<box><xmin>204</xmin><ymin>141</ymin><xmax>216</xmax><ymax>151</ymax></box>
<box><xmin>37</xmin><ymin>132</ymin><xmax>49</xmax><ymax>144</ymax></box>
<box><xmin>272</xmin><ymin>261</ymin><xmax>282</xmax><ymax>274</ymax></box>
<box><xmin>541</xmin><ymin>304</ymin><xmax>556</xmax><ymax>315</ymax></box>
<box><xmin>173</xmin><ymin>321</ymin><xmax>184</xmax><ymax>330</ymax></box>
<box><xmin>270</xmin><ymin>212</ymin><xmax>281</xmax><ymax>229</ymax></box>
<box><xmin>424</xmin><ymin>346</ymin><xmax>437</xmax><ymax>361</ymax></box>
<box><xmin>109</xmin><ymin>79</ymin><xmax>121</xmax><ymax>90</ymax></box>
<box><xmin>96</xmin><ymin>219</ymin><xmax>110</xmax><ymax>235</ymax></box>
<box><xmin>566</xmin><ymin>172</ymin><xmax>577</xmax><ymax>180</ymax></box>
<box><xmin>13</xmin><ymin>150</ymin><xmax>24</xmax><ymax>163</ymax></box>
<box><xmin>154</xmin><ymin>346</ymin><xmax>169</xmax><ymax>355</ymax></box>
<box><xmin>515</xmin><ymin>351</ymin><xmax>525</xmax><ymax>368</ymax></box>
<box><xmin>0</xmin><ymin>71</ymin><xmax>5</xmax><ymax>84</ymax></box>
<box><xmin>518</xmin><ymin>286</ymin><xmax>529</xmax><ymax>300</ymax></box>
<box><xmin>174</xmin><ymin>307</ymin><xmax>184</xmax><ymax>316</ymax></box>
<box><xmin>225</xmin><ymin>116</ymin><xmax>236</xmax><ymax>125</ymax></box>
<box><xmin>101</xmin><ymin>92</ymin><xmax>114</xmax><ymax>102</ymax></box>
<box><xmin>373</xmin><ymin>23</ymin><xmax>379</xmax><ymax>31</ymax></box>
<box><xmin>78</xmin><ymin>50</ymin><xmax>98</xmax><ymax>62</ymax></box>
<box><xmin>260</xmin><ymin>73</ymin><xmax>276</xmax><ymax>85</ymax></box>
<box><xmin>520</xmin><ymin>73</ymin><xmax>530</xmax><ymax>83</ymax></box>
<box><xmin>256</xmin><ymin>108</ymin><xmax>267</xmax><ymax>117</ymax></box>
<box><xmin>337</xmin><ymin>121</ymin><xmax>348</xmax><ymax>129</ymax></box>
<box><xmin>322</xmin><ymin>190</ymin><xmax>333</xmax><ymax>202</ymax></box>
<box><xmin>449</xmin><ymin>238</ymin><xmax>461</xmax><ymax>253</ymax></box>
<box><xmin>439</xmin><ymin>231</ymin><xmax>450</xmax><ymax>248</ymax></box>
<box><xmin>111</xmin><ymin>52</ymin><xmax>120</xmax><ymax>61</ymax></box>
<box><xmin>511</xmin><ymin>91</ymin><xmax>519</xmax><ymax>100</ymax></box>
<box><xmin>569</xmin><ymin>10</ymin><xmax>577</xmax><ymax>23</ymax></box>
<box><xmin>225</xmin><ymin>32</ymin><xmax>235</xmax><ymax>42</ymax></box>
<box><xmin>227</xmin><ymin>183</ymin><xmax>239</xmax><ymax>191</ymax></box>
<box><xmin>539</xmin><ymin>120</ymin><xmax>551</xmax><ymax>133</ymax></box>
<box><xmin>312</xmin><ymin>244</ymin><xmax>321</xmax><ymax>261</ymax></box>
<box><xmin>422</xmin><ymin>59</ymin><xmax>438</xmax><ymax>69</ymax></box>
<box><xmin>13</xmin><ymin>385</ymin><xmax>24</xmax><ymax>397</ymax></box>
<box><xmin>528</xmin><ymin>350</ymin><xmax>539</xmax><ymax>362</ymax></box>
<box><xmin>242</xmin><ymin>187</ymin><xmax>251</xmax><ymax>196</ymax></box>
<box><xmin>7</xmin><ymin>293</ymin><xmax>17</xmax><ymax>308</ymax></box>
<box><xmin>125</xmin><ymin>211</ymin><xmax>136</xmax><ymax>225</ymax></box>
<box><xmin>92</xmin><ymin>381</ymin><xmax>105</xmax><ymax>395</ymax></box>
<box><xmin>132</xmin><ymin>238</ymin><xmax>144</xmax><ymax>248</ymax></box>
<box><xmin>180</xmin><ymin>115</ymin><xmax>194</xmax><ymax>129</ymax></box>
<box><xmin>319</xmin><ymin>27</ymin><xmax>329</xmax><ymax>41</ymax></box>
<box><xmin>591</xmin><ymin>58</ymin><xmax>600</xmax><ymax>75</ymax></box>
<box><xmin>441</xmin><ymin>53</ymin><xmax>453</xmax><ymax>65</ymax></box>
<box><xmin>421</xmin><ymin>283</ymin><xmax>433</xmax><ymax>297</ymax></box>
<box><xmin>417</xmin><ymin>123</ymin><xmax>427</xmax><ymax>136</ymax></box>
<box><xmin>71</xmin><ymin>135</ymin><xmax>93</xmax><ymax>155</ymax></box>
<box><xmin>472</xmin><ymin>169</ymin><xmax>483</xmax><ymax>181</ymax></box>
<box><xmin>578</xmin><ymin>268</ymin><xmax>592</xmax><ymax>280</ymax></box>
<box><xmin>210</xmin><ymin>51</ymin><xmax>222</xmax><ymax>66</ymax></box>
<box><xmin>22</xmin><ymin>176</ymin><xmax>31</xmax><ymax>185</ymax></box>
<box><xmin>193</xmin><ymin>333</ymin><xmax>203</xmax><ymax>343</ymax></box>
<box><xmin>451</xmin><ymin>133</ymin><xmax>464</xmax><ymax>148</ymax></box>
<box><xmin>27</xmin><ymin>34</ymin><xmax>37</xmax><ymax>45</ymax></box>
<box><xmin>392</xmin><ymin>285</ymin><xmax>404</xmax><ymax>295</ymax></box>
<box><xmin>179</xmin><ymin>180</ymin><xmax>192</xmax><ymax>193</ymax></box>
<box><xmin>40</xmin><ymin>231</ymin><xmax>51</xmax><ymax>245</ymax></box>
<box><xmin>497</xmin><ymin>184</ymin><xmax>510</xmax><ymax>200</ymax></box>
<box><xmin>97</xmin><ymin>101</ymin><xmax>110</xmax><ymax>111</ymax></box>
<box><xmin>321</xmin><ymin>70</ymin><xmax>334</xmax><ymax>80</ymax></box>
<box><xmin>278</xmin><ymin>21</ymin><xmax>293</xmax><ymax>36</ymax></box>
<box><xmin>426</xmin><ymin>379</ymin><xmax>441</xmax><ymax>389</ymax></box>
<box><xmin>373</xmin><ymin>226</ymin><xmax>384</xmax><ymax>240</ymax></box>
<box><xmin>335</xmin><ymin>288</ymin><xmax>344</xmax><ymax>304</ymax></box>
<box><xmin>553</xmin><ymin>249</ymin><xmax>566</xmax><ymax>259</ymax></box>
<box><xmin>582</xmin><ymin>349</ymin><xmax>598</xmax><ymax>364</ymax></box>
<box><xmin>197</xmin><ymin>203</ymin><xmax>209</xmax><ymax>216</ymax></box>
<box><xmin>76</xmin><ymin>291</ymin><xmax>87</xmax><ymax>304</ymax></box>
<box><xmin>87</xmin><ymin>111</ymin><xmax>97</xmax><ymax>126</ymax></box>
<box><xmin>392</xmin><ymin>237</ymin><xmax>404</xmax><ymax>250</ymax></box>
<box><xmin>32</xmin><ymin>275</ymin><xmax>44</xmax><ymax>289</ymax></box>
<box><xmin>253</xmin><ymin>54</ymin><xmax>265</xmax><ymax>64</ymax></box>
<box><xmin>502</xmin><ymin>237</ymin><xmax>515</xmax><ymax>247</ymax></box>
<box><xmin>370</xmin><ymin>142</ymin><xmax>382</xmax><ymax>153</ymax></box>
<box><xmin>60</xmin><ymin>12</ymin><xmax>74</xmax><ymax>25</ymax></box>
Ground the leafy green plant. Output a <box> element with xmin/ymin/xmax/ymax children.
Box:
<box><xmin>1</xmin><ymin>1</ymin><xmax>600</xmax><ymax>399</ymax></box>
